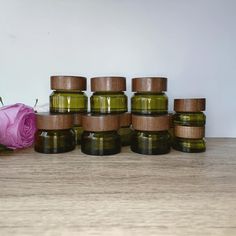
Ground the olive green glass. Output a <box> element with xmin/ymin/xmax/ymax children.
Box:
<box><xmin>131</xmin><ymin>92</ymin><xmax>168</xmax><ymax>115</ymax></box>
<box><xmin>173</xmin><ymin>112</ymin><xmax>206</xmax><ymax>126</ymax></box>
<box><xmin>90</xmin><ymin>92</ymin><xmax>127</xmax><ymax>114</ymax></box>
<box><xmin>173</xmin><ymin>137</ymin><xmax>206</xmax><ymax>153</ymax></box>
<box><xmin>131</xmin><ymin>130</ymin><xmax>171</xmax><ymax>155</ymax></box>
<box><xmin>73</xmin><ymin>125</ymin><xmax>83</xmax><ymax>145</ymax></box>
<box><xmin>50</xmin><ymin>91</ymin><xmax>88</xmax><ymax>113</ymax></box>
<box><xmin>81</xmin><ymin>131</ymin><xmax>121</xmax><ymax>155</ymax></box>
<box><xmin>34</xmin><ymin>129</ymin><xmax>75</xmax><ymax>154</ymax></box>
<box><xmin>118</xmin><ymin>126</ymin><xmax>133</xmax><ymax>146</ymax></box>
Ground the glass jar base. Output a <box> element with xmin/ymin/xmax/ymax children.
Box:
<box><xmin>34</xmin><ymin>146</ymin><xmax>75</xmax><ymax>154</ymax></box>
<box><xmin>81</xmin><ymin>131</ymin><xmax>121</xmax><ymax>156</ymax></box>
<box><xmin>172</xmin><ymin>138</ymin><xmax>206</xmax><ymax>153</ymax></box>
<box><xmin>130</xmin><ymin>146</ymin><xmax>171</xmax><ymax>155</ymax></box>
<box><xmin>81</xmin><ymin>148</ymin><xmax>121</xmax><ymax>156</ymax></box>
<box><xmin>172</xmin><ymin>145</ymin><xmax>206</xmax><ymax>153</ymax></box>
<box><xmin>130</xmin><ymin>130</ymin><xmax>171</xmax><ymax>155</ymax></box>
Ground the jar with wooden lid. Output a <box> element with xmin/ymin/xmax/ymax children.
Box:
<box><xmin>173</xmin><ymin>98</ymin><xmax>206</xmax><ymax>153</ymax></box>
<box><xmin>35</xmin><ymin>113</ymin><xmax>75</xmax><ymax>154</ymax></box>
<box><xmin>81</xmin><ymin>114</ymin><xmax>121</xmax><ymax>155</ymax></box>
<box><xmin>118</xmin><ymin>113</ymin><xmax>133</xmax><ymax>146</ymax></box>
<box><xmin>50</xmin><ymin>76</ymin><xmax>88</xmax><ymax>113</ymax></box>
<box><xmin>131</xmin><ymin>77</ymin><xmax>168</xmax><ymax>115</ymax></box>
<box><xmin>90</xmin><ymin>76</ymin><xmax>127</xmax><ymax>114</ymax></box>
<box><xmin>73</xmin><ymin>113</ymin><xmax>83</xmax><ymax>145</ymax></box>
<box><xmin>131</xmin><ymin>115</ymin><xmax>171</xmax><ymax>155</ymax></box>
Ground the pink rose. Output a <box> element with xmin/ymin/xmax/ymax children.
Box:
<box><xmin>0</xmin><ymin>103</ymin><xmax>36</xmax><ymax>149</ymax></box>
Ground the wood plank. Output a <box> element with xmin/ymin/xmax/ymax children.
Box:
<box><xmin>0</xmin><ymin>138</ymin><xmax>235</xmax><ymax>236</ymax></box>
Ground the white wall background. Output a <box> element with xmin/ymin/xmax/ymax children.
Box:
<box><xmin>0</xmin><ymin>0</ymin><xmax>235</xmax><ymax>137</ymax></box>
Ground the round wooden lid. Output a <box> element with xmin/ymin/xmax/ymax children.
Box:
<box><xmin>51</xmin><ymin>76</ymin><xmax>87</xmax><ymax>90</ymax></box>
<box><xmin>91</xmin><ymin>76</ymin><xmax>126</xmax><ymax>91</ymax></box>
<box><xmin>82</xmin><ymin>114</ymin><xmax>120</xmax><ymax>132</ymax></box>
<box><xmin>36</xmin><ymin>113</ymin><xmax>73</xmax><ymax>130</ymax></box>
<box><xmin>174</xmin><ymin>126</ymin><xmax>205</xmax><ymax>139</ymax></box>
<box><xmin>119</xmin><ymin>113</ymin><xmax>131</xmax><ymax>127</ymax></box>
<box><xmin>73</xmin><ymin>113</ymin><xmax>82</xmax><ymax>126</ymax></box>
<box><xmin>174</xmin><ymin>98</ymin><xmax>206</xmax><ymax>112</ymax></box>
<box><xmin>132</xmin><ymin>114</ymin><xmax>170</xmax><ymax>131</ymax></box>
<box><xmin>132</xmin><ymin>77</ymin><xmax>167</xmax><ymax>92</ymax></box>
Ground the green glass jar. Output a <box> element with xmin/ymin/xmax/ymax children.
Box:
<box><xmin>131</xmin><ymin>115</ymin><xmax>171</xmax><ymax>155</ymax></box>
<box><xmin>173</xmin><ymin>98</ymin><xmax>206</xmax><ymax>153</ymax></box>
<box><xmin>131</xmin><ymin>77</ymin><xmax>168</xmax><ymax>115</ymax></box>
<box><xmin>50</xmin><ymin>76</ymin><xmax>88</xmax><ymax>113</ymax></box>
<box><xmin>174</xmin><ymin>112</ymin><xmax>206</xmax><ymax>126</ymax></box>
<box><xmin>73</xmin><ymin>114</ymin><xmax>83</xmax><ymax>145</ymax></box>
<box><xmin>81</xmin><ymin>115</ymin><xmax>121</xmax><ymax>155</ymax></box>
<box><xmin>118</xmin><ymin>113</ymin><xmax>133</xmax><ymax>146</ymax></box>
<box><xmin>34</xmin><ymin>113</ymin><xmax>75</xmax><ymax>154</ymax></box>
<box><xmin>173</xmin><ymin>137</ymin><xmax>206</xmax><ymax>153</ymax></box>
<box><xmin>90</xmin><ymin>77</ymin><xmax>127</xmax><ymax>114</ymax></box>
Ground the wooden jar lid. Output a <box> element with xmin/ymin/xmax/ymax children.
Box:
<box><xmin>51</xmin><ymin>76</ymin><xmax>87</xmax><ymax>90</ymax></box>
<box><xmin>91</xmin><ymin>76</ymin><xmax>126</xmax><ymax>92</ymax></box>
<box><xmin>82</xmin><ymin>114</ymin><xmax>120</xmax><ymax>132</ymax></box>
<box><xmin>132</xmin><ymin>114</ymin><xmax>170</xmax><ymax>131</ymax></box>
<box><xmin>174</xmin><ymin>126</ymin><xmax>205</xmax><ymax>139</ymax></box>
<box><xmin>36</xmin><ymin>113</ymin><xmax>73</xmax><ymax>130</ymax></box>
<box><xmin>132</xmin><ymin>77</ymin><xmax>167</xmax><ymax>92</ymax></box>
<box><xmin>174</xmin><ymin>98</ymin><xmax>206</xmax><ymax>112</ymax></box>
<box><xmin>119</xmin><ymin>113</ymin><xmax>131</xmax><ymax>127</ymax></box>
<box><xmin>73</xmin><ymin>114</ymin><xmax>82</xmax><ymax>126</ymax></box>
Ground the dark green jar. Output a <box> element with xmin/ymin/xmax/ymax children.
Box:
<box><xmin>131</xmin><ymin>77</ymin><xmax>168</xmax><ymax>115</ymax></box>
<box><xmin>131</xmin><ymin>115</ymin><xmax>171</xmax><ymax>155</ymax></box>
<box><xmin>90</xmin><ymin>77</ymin><xmax>127</xmax><ymax>114</ymax></box>
<box><xmin>172</xmin><ymin>137</ymin><xmax>206</xmax><ymax>153</ymax></box>
<box><xmin>73</xmin><ymin>114</ymin><xmax>83</xmax><ymax>145</ymax></box>
<box><xmin>173</xmin><ymin>98</ymin><xmax>206</xmax><ymax>153</ymax></box>
<box><xmin>81</xmin><ymin>115</ymin><xmax>121</xmax><ymax>155</ymax></box>
<box><xmin>50</xmin><ymin>76</ymin><xmax>88</xmax><ymax>113</ymax></box>
<box><xmin>118</xmin><ymin>113</ymin><xmax>133</xmax><ymax>146</ymax></box>
<box><xmin>34</xmin><ymin>113</ymin><xmax>75</xmax><ymax>154</ymax></box>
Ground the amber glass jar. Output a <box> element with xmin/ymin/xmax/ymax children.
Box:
<box><xmin>131</xmin><ymin>115</ymin><xmax>171</xmax><ymax>155</ymax></box>
<box><xmin>50</xmin><ymin>76</ymin><xmax>88</xmax><ymax>113</ymax></box>
<box><xmin>131</xmin><ymin>77</ymin><xmax>168</xmax><ymax>115</ymax></box>
<box><xmin>118</xmin><ymin>113</ymin><xmax>133</xmax><ymax>146</ymax></box>
<box><xmin>173</xmin><ymin>98</ymin><xmax>206</xmax><ymax>153</ymax></box>
<box><xmin>73</xmin><ymin>113</ymin><xmax>83</xmax><ymax>145</ymax></box>
<box><xmin>35</xmin><ymin>113</ymin><xmax>75</xmax><ymax>154</ymax></box>
<box><xmin>90</xmin><ymin>76</ymin><xmax>127</xmax><ymax>114</ymax></box>
<box><xmin>81</xmin><ymin>114</ymin><xmax>121</xmax><ymax>155</ymax></box>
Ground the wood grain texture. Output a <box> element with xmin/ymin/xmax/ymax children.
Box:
<box><xmin>0</xmin><ymin>138</ymin><xmax>235</xmax><ymax>236</ymax></box>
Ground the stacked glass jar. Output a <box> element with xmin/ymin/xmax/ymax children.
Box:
<box><xmin>172</xmin><ymin>98</ymin><xmax>206</xmax><ymax>153</ymax></box>
<box><xmin>81</xmin><ymin>77</ymin><xmax>130</xmax><ymax>155</ymax></box>
<box><xmin>35</xmin><ymin>113</ymin><xmax>76</xmax><ymax>154</ymax></box>
<box><xmin>35</xmin><ymin>76</ymin><xmax>88</xmax><ymax>154</ymax></box>
<box><xmin>34</xmin><ymin>75</ymin><xmax>207</xmax><ymax>155</ymax></box>
<box><xmin>130</xmin><ymin>77</ymin><xmax>171</xmax><ymax>155</ymax></box>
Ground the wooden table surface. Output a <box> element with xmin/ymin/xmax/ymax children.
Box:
<box><xmin>0</xmin><ymin>138</ymin><xmax>235</xmax><ymax>236</ymax></box>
